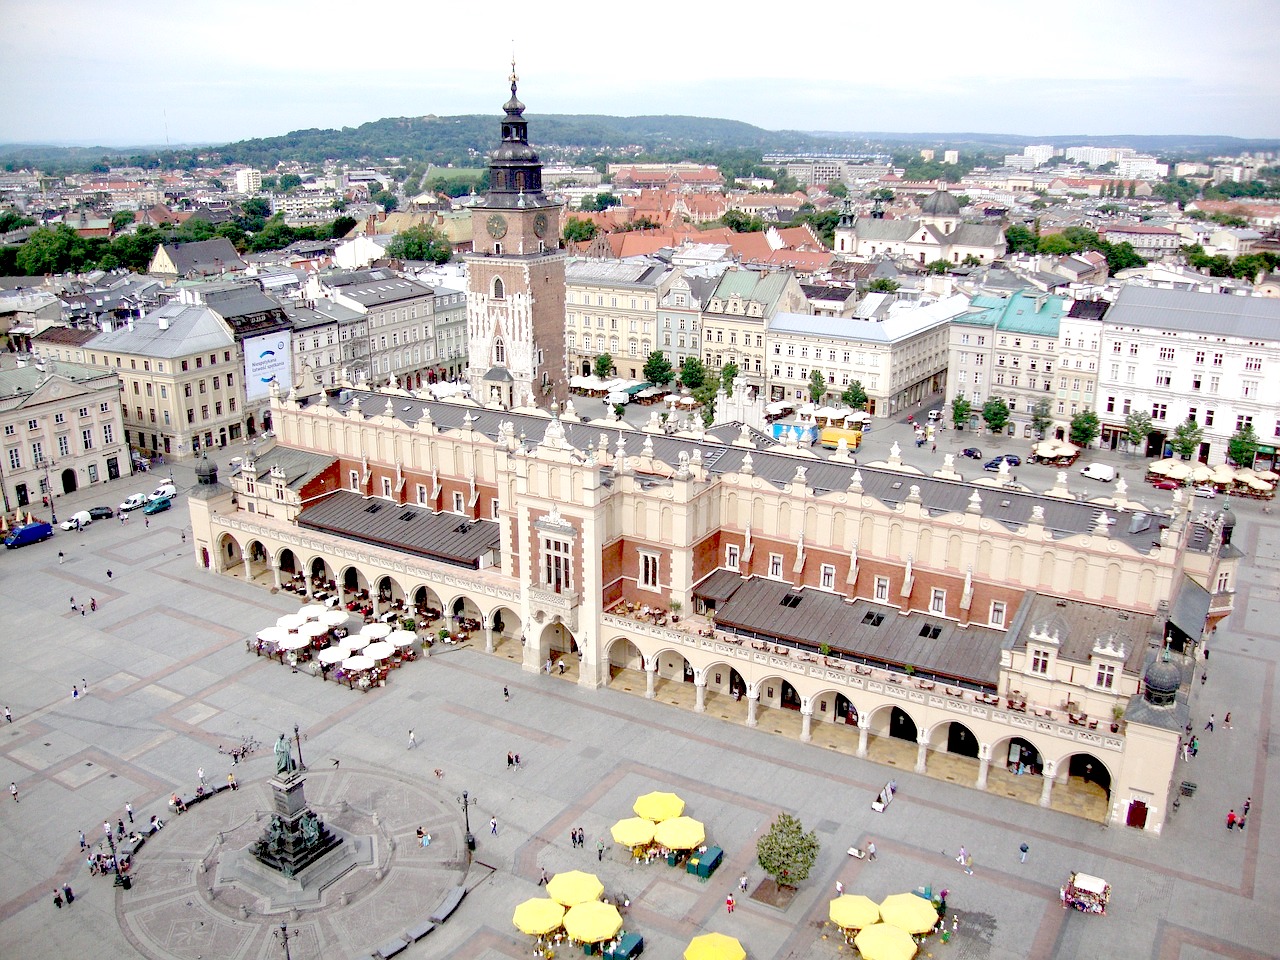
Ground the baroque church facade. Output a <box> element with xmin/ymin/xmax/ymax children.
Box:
<box><xmin>834</xmin><ymin>190</ymin><xmax>1007</xmax><ymax>264</ymax></box>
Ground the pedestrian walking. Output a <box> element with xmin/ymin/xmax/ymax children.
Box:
<box><xmin>539</xmin><ymin>867</ymin><xmax>549</xmax><ymax>886</ymax></box>
<box><xmin>62</xmin><ymin>884</ymin><xmax>74</xmax><ymax>904</ymax></box>
<box><xmin>503</xmin><ymin>686</ymin><xmax>509</xmax><ymax>702</ymax></box>
<box><xmin>79</xmin><ymin>831</ymin><xmax>87</xmax><ymax>850</ymax></box>
<box><xmin>725</xmin><ymin>894</ymin><xmax>735</xmax><ymax>914</ymax></box>
<box><xmin>53</xmin><ymin>890</ymin><xmax>63</xmax><ymax>909</ymax></box>
<box><xmin>544</xmin><ymin>658</ymin><xmax>553</xmax><ymax>675</ymax></box>
<box><xmin>116</xmin><ymin>818</ymin><xmax>125</xmax><ymax>839</ymax></box>
<box><xmin>1224</xmin><ymin>712</ymin><xmax>1232</xmax><ymax>728</ymax></box>
<box><xmin>963</xmin><ymin>854</ymin><xmax>974</xmax><ymax>876</ymax></box>
<box><xmin>597</xmin><ymin>839</ymin><xmax>605</xmax><ymax>861</ymax></box>
<box><xmin>145</xmin><ymin>517</ymin><xmax>149</xmax><ymax>528</ymax></box>
<box><xmin>1243</xmin><ymin>797</ymin><xmax>1252</xmax><ymax>816</ymax></box>
<box><xmin>1019</xmin><ymin>842</ymin><xmax>1029</xmax><ymax>863</ymax></box>
<box><xmin>227</xmin><ymin>771</ymin><xmax>237</xmax><ymax>791</ymax></box>
<box><xmin>1201</xmin><ymin>671</ymin><xmax>1207</xmax><ymax>685</ymax></box>
<box><xmin>106</xmin><ymin>569</ymin><xmax>113</xmax><ymax>579</ymax></box>
<box><xmin>82</xmin><ymin>679</ymin><xmax>87</xmax><ymax>694</ymax></box>
<box><xmin>741</xmin><ymin>874</ymin><xmax>750</xmax><ymax>892</ymax></box>
<box><xmin>1227</xmin><ymin>809</ymin><xmax>1237</xmax><ymax>830</ymax></box>
<box><xmin>408</xmin><ymin>729</ymin><xmax>416</xmax><ymax>750</ymax></box>
<box><xmin>197</xmin><ymin>767</ymin><xmax>206</xmax><ymax>787</ymax></box>
<box><xmin>58</xmin><ymin>551</ymin><xmax>64</xmax><ymax>564</ymax></box>
<box><xmin>126</xmin><ymin>802</ymin><xmax>134</xmax><ymax>824</ymax></box>
<box><xmin>955</xmin><ymin>846</ymin><xmax>967</xmax><ymax>864</ymax></box>
<box><xmin>181</xmin><ymin>530</ymin><xmax>186</xmax><ymax>542</ymax></box>
<box><xmin>1190</xmin><ymin>736</ymin><xmax>1199</xmax><ymax>756</ymax></box>
<box><xmin>72</xmin><ymin>686</ymin><xmax>79</xmax><ymax>701</ymax></box>
<box><xmin>4</xmin><ymin>706</ymin><xmax>11</xmax><ymax>723</ymax></box>
<box><xmin>834</xmin><ymin>879</ymin><xmax>843</xmax><ymax>895</ymax></box>
<box><xmin>507</xmin><ymin>752</ymin><xmax>514</xmax><ymax>770</ymax></box>
<box><xmin>867</xmin><ymin>840</ymin><xmax>877</xmax><ymax>861</ymax></box>
<box><xmin>1205</xmin><ymin>714</ymin><xmax>1215</xmax><ymax>731</ymax></box>
<box><xmin>70</xmin><ymin>597</ymin><xmax>77</xmax><ymax>612</ymax></box>
<box><xmin>490</xmin><ymin>816</ymin><xmax>498</xmax><ymax>836</ymax></box>
<box><xmin>514</xmin><ymin>753</ymin><xmax>521</xmax><ymax>768</ymax></box>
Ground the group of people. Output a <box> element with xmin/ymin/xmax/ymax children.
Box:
<box><xmin>1226</xmin><ymin>797</ymin><xmax>1253</xmax><ymax>831</ymax></box>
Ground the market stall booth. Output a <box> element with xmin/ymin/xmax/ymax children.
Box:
<box><xmin>1061</xmin><ymin>872</ymin><xmax>1110</xmax><ymax>914</ymax></box>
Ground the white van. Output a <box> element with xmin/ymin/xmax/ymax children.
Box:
<box><xmin>927</xmin><ymin>409</ymin><xmax>943</xmax><ymax>422</ymax></box>
<box><xmin>149</xmin><ymin>482</ymin><xmax>177</xmax><ymax>502</ymax></box>
<box><xmin>1080</xmin><ymin>463</ymin><xmax>1116</xmax><ymax>482</ymax></box>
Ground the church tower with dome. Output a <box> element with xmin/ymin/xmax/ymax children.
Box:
<box><xmin>833</xmin><ymin>187</ymin><xmax>1006</xmax><ymax>265</ymax></box>
<box><xmin>464</xmin><ymin>65</ymin><xmax>566</xmax><ymax>409</ymax></box>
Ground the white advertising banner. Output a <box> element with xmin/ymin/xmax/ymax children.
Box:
<box><xmin>244</xmin><ymin>331</ymin><xmax>292</xmax><ymax>401</ymax></box>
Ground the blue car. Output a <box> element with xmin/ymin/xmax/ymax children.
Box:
<box><xmin>983</xmin><ymin>454</ymin><xmax>1022</xmax><ymax>471</ymax></box>
<box><xmin>142</xmin><ymin>496</ymin><xmax>172</xmax><ymax>516</ymax></box>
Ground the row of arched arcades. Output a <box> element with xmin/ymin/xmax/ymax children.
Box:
<box><xmin>206</xmin><ymin>529</ymin><xmax>1118</xmax><ymax>824</ymax></box>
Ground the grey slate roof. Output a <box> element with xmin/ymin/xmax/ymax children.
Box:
<box><xmin>85</xmin><ymin>303</ymin><xmax>234</xmax><ymax>358</ymax></box>
<box><xmin>304</xmin><ymin>389</ymin><xmax>1166</xmax><ymax>549</ymax></box>
<box><xmin>1010</xmin><ymin>592</ymin><xmax>1155</xmax><ymax>674</ymax></box>
<box><xmin>1106</xmin><ymin>285</ymin><xmax>1280</xmax><ymax>339</ymax></box>
<box><xmin>158</xmin><ymin>239</ymin><xmax>247</xmax><ymax>276</ymax></box>
<box><xmin>298</xmin><ymin>489</ymin><xmax>501</xmax><ymax>569</ymax></box>
<box><xmin>237</xmin><ymin>446</ymin><xmax>335</xmax><ymax>490</ymax></box>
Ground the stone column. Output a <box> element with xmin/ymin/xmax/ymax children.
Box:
<box><xmin>746</xmin><ymin>692</ymin><xmax>759</xmax><ymax>728</ymax></box>
<box><xmin>645</xmin><ymin>658</ymin><xmax>657</xmax><ymax>700</ymax></box>
<box><xmin>1039</xmin><ymin>762</ymin><xmax>1056</xmax><ymax>807</ymax></box>
<box><xmin>303</xmin><ymin>575</ymin><xmax>313</xmax><ymax>599</ymax></box>
<box><xmin>976</xmin><ymin>747</ymin><xmax>990</xmax><ymax>790</ymax></box>
<box><xmin>800</xmin><ymin>706</ymin><xmax>814</xmax><ymax>742</ymax></box>
<box><xmin>857</xmin><ymin>717</ymin><xmax>870</xmax><ymax>758</ymax></box>
<box><xmin>915</xmin><ymin>736</ymin><xmax>929</xmax><ymax>774</ymax></box>
<box><xmin>242</xmin><ymin>555</ymin><xmax>252</xmax><ymax>581</ymax></box>
<box><xmin>271</xmin><ymin>560</ymin><xmax>282</xmax><ymax>591</ymax></box>
<box><xmin>485</xmin><ymin>625</ymin><xmax>495</xmax><ymax>654</ymax></box>
<box><xmin>694</xmin><ymin>679</ymin><xmax>707</xmax><ymax>713</ymax></box>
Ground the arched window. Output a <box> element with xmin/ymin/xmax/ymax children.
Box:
<box><xmin>494</xmin><ymin>339</ymin><xmax>506</xmax><ymax>364</ymax></box>
<box><xmin>492</xmin><ymin>277</ymin><xmax>505</xmax><ymax>299</ymax></box>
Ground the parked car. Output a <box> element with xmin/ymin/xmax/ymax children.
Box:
<box><xmin>1080</xmin><ymin>463</ymin><xmax>1116</xmax><ymax>482</ymax></box>
<box><xmin>149</xmin><ymin>482</ymin><xmax>177</xmax><ymax>502</ymax></box>
<box><xmin>88</xmin><ymin>506</ymin><xmax>114</xmax><ymax>520</ymax></box>
<box><xmin>1193</xmin><ymin>485</ymin><xmax>1217</xmax><ymax>499</ymax></box>
<box><xmin>4</xmin><ymin>520</ymin><xmax>53</xmax><ymax>549</ymax></box>
<box><xmin>983</xmin><ymin>454</ymin><xmax>1022</xmax><ymax>471</ymax></box>
<box><xmin>143</xmin><ymin>496</ymin><xmax>172</xmax><ymax>516</ymax></box>
<box><xmin>961</xmin><ymin>447</ymin><xmax>983</xmax><ymax>459</ymax></box>
<box><xmin>1150</xmin><ymin>478</ymin><xmax>1181</xmax><ymax>491</ymax></box>
<box><xmin>119</xmin><ymin>493</ymin><xmax>147</xmax><ymax>512</ymax></box>
<box><xmin>60</xmin><ymin>510</ymin><xmax>93</xmax><ymax>531</ymax></box>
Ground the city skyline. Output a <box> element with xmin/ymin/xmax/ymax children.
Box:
<box><xmin>2</xmin><ymin>0</ymin><xmax>1279</xmax><ymax>148</ymax></box>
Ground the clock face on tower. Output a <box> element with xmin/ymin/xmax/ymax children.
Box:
<box><xmin>486</xmin><ymin>213</ymin><xmax>508</xmax><ymax>239</ymax></box>
<box><xmin>533</xmin><ymin>212</ymin><xmax>549</xmax><ymax>238</ymax></box>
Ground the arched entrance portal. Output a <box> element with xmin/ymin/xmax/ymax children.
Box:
<box><xmin>606</xmin><ymin>638</ymin><xmax>644</xmax><ymax>680</ymax></box>
<box><xmin>61</xmin><ymin>468</ymin><xmax>78</xmax><ymax>494</ymax></box>
<box><xmin>411</xmin><ymin>586</ymin><xmax>444</xmax><ymax>621</ymax></box>
<box><xmin>1004</xmin><ymin>737</ymin><xmax>1043</xmax><ymax>775</ymax></box>
<box><xmin>834</xmin><ymin>693</ymin><xmax>858</xmax><ymax>725</ymax></box>
<box><xmin>889</xmin><ymin>706</ymin><xmax>918</xmax><ymax>742</ymax></box>
<box><xmin>943</xmin><ymin>722</ymin><xmax>980</xmax><ymax>758</ymax></box>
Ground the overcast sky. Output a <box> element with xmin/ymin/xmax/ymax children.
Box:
<box><xmin>3</xmin><ymin>0</ymin><xmax>1278</xmax><ymax>147</ymax></box>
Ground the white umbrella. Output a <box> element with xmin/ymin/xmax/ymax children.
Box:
<box><xmin>279</xmin><ymin>634</ymin><xmax>312</xmax><ymax>651</ymax></box>
<box><xmin>360</xmin><ymin>622</ymin><xmax>392</xmax><ymax>639</ymax></box>
<box><xmin>1211</xmin><ymin>464</ymin><xmax>1237</xmax><ymax>483</ymax></box>
<box><xmin>257</xmin><ymin>626</ymin><xmax>291</xmax><ymax>645</ymax></box>
<box><xmin>317</xmin><ymin>647</ymin><xmax>347</xmax><ymax>664</ymax></box>
<box><xmin>363</xmin><ymin>641</ymin><xmax>395</xmax><ymax>660</ymax></box>
<box><xmin>1165</xmin><ymin>462</ymin><xmax>1191</xmax><ymax>480</ymax></box>
<box><xmin>388</xmin><ymin>629</ymin><xmax>417</xmax><ymax>648</ymax></box>
<box><xmin>299</xmin><ymin>603</ymin><xmax>328</xmax><ymax>620</ymax></box>
<box><xmin>342</xmin><ymin>655</ymin><xmax>375</xmax><ymax>671</ymax></box>
<box><xmin>344</xmin><ymin>634</ymin><xmax>370</xmax><ymax>651</ymax></box>
<box><xmin>320</xmin><ymin>609</ymin><xmax>350</xmax><ymax>628</ymax></box>
<box><xmin>300</xmin><ymin>621</ymin><xmax>330</xmax><ymax>640</ymax></box>
<box><xmin>1190</xmin><ymin>463</ymin><xmax>1214</xmax><ymax>483</ymax></box>
<box><xmin>276</xmin><ymin>613</ymin><xmax>306</xmax><ymax>630</ymax></box>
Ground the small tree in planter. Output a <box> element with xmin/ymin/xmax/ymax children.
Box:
<box><xmin>756</xmin><ymin>813</ymin><xmax>819</xmax><ymax>893</ymax></box>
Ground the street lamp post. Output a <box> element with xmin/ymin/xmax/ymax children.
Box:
<box><xmin>458</xmin><ymin>790</ymin><xmax>476</xmax><ymax>851</ymax></box>
<box><xmin>38</xmin><ymin>457</ymin><xmax>57</xmax><ymax>524</ymax></box>
<box><xmin>292</xmin><ymin>723</ymin><xmax>307</xmax><ymax>772</ymax></box>
<box><xmin>275</xmin><ymin>921</ymin><xmax>296</xmax><ymax>960</ymax></box>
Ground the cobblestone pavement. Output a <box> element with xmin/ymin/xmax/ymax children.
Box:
<box><xmin>1</xmin><ymin>433</ymin><xmax>1276</xmax><ymax>960</ymax></box>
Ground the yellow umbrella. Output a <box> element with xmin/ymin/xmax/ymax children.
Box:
<box><xmin>512</xmin><ymin>897</ymin><xmax>565</xmax><ymax>936</ymax></box>
<box><xmin>563</xmin><ymin>900</ymin><xmax>623</xmax><ymax>943</ymax></box>
<box><xmin>878</xmin><ymin>893</ymin><xmax>939</xmax><ymax>935</ymax></box>
<box><xmin>611</xmin><ymin>817</ymin><xmax>656</xmax><ymax>847</ymax></box>
<box><xmin>829</xmin><ymin>893</ymin><xmax>880</xmax><ymax>929</ymax></box>
<box><xmin>653</xmin><ymin>816</ymin><xmax>705</xmax><ymax>850</ymax></box>
<box><xmin>545</xmin><ymin>870</ymin><xmax>604</xmax><ymax>907</ymax></box>
<box><xmin>684</xmin><ymin>932</ymin><xmax>746</xmax><ymax>960</ymax></box>
<box><xmin>855</xmin><ymin>923</ymin><xmax>917</xmax><ymax>960</ymax></box>
<box><xmin>634</xmin><ymin>791</ymin><xmax>685</xmax><ymax>821</ymax></box>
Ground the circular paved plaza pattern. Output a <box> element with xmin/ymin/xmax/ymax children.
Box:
<box><xmin>118</xmin><ymin>767</ymin><xmax>466</xmax><ymax>960</ymax></box>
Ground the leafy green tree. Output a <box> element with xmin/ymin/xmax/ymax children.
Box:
<box><xmin>951</xmin><ymin>396</ymin><xmax>972</xmax><ymax>428</ymax></box>
<box><xmin>720</xmin><ymin>361</ymin><xmax>739</xmax><ymax>395</ymax></box>
<box><xmin>261</xmin><ymin>175</ymin><xmax>278</xmax><ymax>191</ymax></box>
<box><xmin>176</xmin><ymin>217</ymin><xmax>215</xmax><ymax>242</ymax></box>
<box><xmin>110</xmin><ymin>210</ymin><xmax>135</xmax><ymax>232</ymax></box>
<box><xmin>842</xmin><ymin>380</ymin><xmax>868</xmax><ymax>410</ymax></box>
<box><xmin>563</xmin><ymin>217</ymin><xmax>597</xmax><ymax>242</ymax></box>
<box><xmin>15</xmin><ymin>225</ymin><xmax>84</xmax><ymax>274</ymax></box>
<box><xmin>1037</xmin><ymin>233</ymin><xmax>1077</xmax><ymax>255</ymax></box>
<box><xmin>371</xmin><ymin>189</ymin><xmax>398</xmax><ymax>212</ymax></box>
<box><xmin>593</xmin><ymin>353</ymin><xmax>614</xmax><ymax>379</ymax></box>
<box><xmin>0</xmin><ymin>211</ymin><xmax>35</xmax><ymax>233</ymax></box>
<box><xmin>679</xmin><ymin>355</ymin><xmax>706</xmax><ymax>390</ymax></box>
<box><xmin>242</xmin><ymin>197</ymin><xmax>271</xmax><ymax>219</ymax></box>
<box><xmin>756</xmin><ymin>813</ymin><xmax>819</xmax><ymax>889</ymax></box>
<box><xmin>961</xmin><ymin>253</ymin><xmax>983</xmax><ymax>266</ymax></box>
<box><xmin>722</xmin><ymin>209</ymin><xmax>765</xmax><ymax>233</ymax></box>
<box><xmin>693</xmin><ymin>381</ymin><xmax>720</xmax><ymax>423</ymax></box>
<box><xmin>924</xmin><ymin>259</ymin><xmax>951</xmax><ymax>275</ymax></box>
<box><xmin>1227</xmin><ymin>423</ymin><xmax>1260</xmax><ymax>467</ymax></box>
<box><xmin>808</xmin><ymin>368</ymin><xmax>828</xmax><ymax>402</ymax></box>
<box><xmin>1031</xmin><ymin>398</ymin><xmax>1053</xmax><ymax>438</ymax></box>
<box><xmin>330</xmin><ymin>215</ymin><xmax>357</xmax><ymax>239</ymax></box>
<box><xmin>827</xmin><ymin>182</ymin><xmax>848</xmax><ymax>198</ymax></box>
<box><xmin>1069</xmin><ymin>410</ymin><xmax>1100</xmax><ymax>447</ymax></box>
<box><xmin>643</xmin><ymin>351</ymin><xmax>674</xmax><ymax>386</ymax></box>
<box><xmin>867</xmin><ymin>277</ymin><xmax>899</xmax><ymax>293</ymax></box>
<box><xmin>1004</xmin><ymin>223</ymin><xmax>1037</xmax><ymax>253</ymax></box>
<box><xmin>982</xmin><ymin>397</ymin><xmax>1010</xmax><ymax>434</ymax></box>
<box><xmin>870</xmin><ymin>188</ymin><xmax>895</xmax><ymax>202</ymax></box>
<box><xmin>1104</xmin><ymin>241</ymin><xmax>1145</xmax><ymax>272</ymax></box>
<box><xmin>1171</xmin><ymin>417</ymin><xmax>1204</xmax><ymax>459</ymax></box>
<box><xmin>385</xmin><ymin>224</ymin><xmax>452</xmax><ymax>263</ymax></box>
<box><xmin>278</xmin><ymin>173</ymin><xmax>302</xmax><ymax>192</ymax></box>
<box><xmin>1124</xmin><ymin>410</ymin><xmax>1153</xmax><ymax>453</ymax></box>
<box><xmin>579</xmin><ymin>192</ymin><xmax>619</xmax><ymax>212</ymax></box>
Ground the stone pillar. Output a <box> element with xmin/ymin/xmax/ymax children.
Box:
<box><xmin>645</xmin><ymin>658</ymin><xmax>657</xmax><ymax>700</ymax></box>
<box><xmin>915</xmin><ymin>736</ymin><xmax>929</xmax><ymax>774</ymax></box>
<box><xmin>242</xmin><ymin>556</ymin><xmax>252</xmax><ymax>581</ymax></box>
<box><xmin>976</xmin><ymin>748</ymin><xmax>990</xmax><ymax>790</ymax></box>
<box><xmin>485</xmin><ymin>626</ymin><xmax>495</xmax><ymax>654</ymax></box>
<box><xmin>1039</xmin><ymin>762</ymin><xmax>1056</xmax><ymax>808</ymax></box>
<box><xmin>857</xmin><ymin>718</ymin><xmax>870</xmax><ymax>758</ymax></box>
<box><xmin>746</xmin><ymin>692</ymin><xmax>759</xmax><ymax>728</ymax></box>
<box><xmin>303</xmin><ymin>574</ymin><xmax>313</xmax><ymax>598</ymax></box>
<box><xmin>694</xmin><ymin>679</ymin><xmax>707</xmax><ymax>713</ymax></box>
<box><xmin>800</xmin><ymin>706</ymin><xmax>813</xmax><ymax>742</ymax></box>
<box><xmin>271</xmin><ymin>561</ymin><xmax>282</xmax><ymax>590</ymax></box>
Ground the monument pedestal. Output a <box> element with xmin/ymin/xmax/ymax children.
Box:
<box><xmin>251</xmin><ymin>773</ymin><xmax>342</xmax><ymax>877</ymax></box>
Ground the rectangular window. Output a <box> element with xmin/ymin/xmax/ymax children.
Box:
<box><xmin>349</xmin><ymin>470</ymin><xmax>359</xmax><ymax>491</ymax></box>
<box><xmin>1031</xmin><ymin>650</ymin><xmax>1049</xmax><ymax>674</ymax></box>
<box><xmin>415</xmin><ymin>484</ymin><xmax>427</xmax><ymax>505</ymax></box>
<box><xmin>726</xmin><ymin>544</ymin><xmax>740</xmax><ymax>570</ymax></box>
<box><xmin>820</xmin><ymin>564</ymin><xmax>836</xmax><ymax>590</ymax></box>
<box><xmin>640</xmin><ymin>552</ymin><xmax>660</xmax><ymax>589</ymax></box>
<box><xmin>452</xmin><ymin>491</ymin><xmax>465</xmax><ymax>513</ymax></box>
<box><xmin>1095</xmin><ymin>663</ymin><xmax>1116</xmax><ymax>689</ymax></box>
<box><xmin>103</xmin><ymin>424</ymin><xmax>113</xmax><ymax>444</ymax></box>
<box><xmin>58</xmin><ymin>435</ymin><xmax>70</xmax><ymax>457</ymax></box>
<box><xmin>542</xmin><ymin>536</ymin><xmax>573</xmax><ymax>594</ymax></box>
<box><xmin>1204</xmin><ymin>409</ymin><xmax>1214</xmax><ymax>427</ymax></box>
<box><xmin>930</xmin><ymin>588</ymin><xmax>946</xmax><ymax>614</ymax></box>
<box><xmin>768</xmin><ymin>553</ymin><xmax>783</xmax><ymax>579</ymax></box>
<box><xmin>874</xmin><ymin>576</ymin><xmax>889</xmax><ymax>602</ymax></box>
<box><xmin>491</xmin><ymin>498</ymin><xmax>500</xmax><ymax>520</ymax></box>
<box><xmin>1217</xmin><ymin>571</ymin><xmax>1230</xmax><ymax>592</ymax></box>
<box><xmin>1152</xmin><ymin>403</ymin><xmax>1167</xmax><ymax>420</ymax></box>
<box><xmin>382</xmin><ymin>477</ymin><xmax>393</xmax><ymax>498</ymax></box>
<box><xmin>990</xmin><ymin>601</ymin><xmax>1006</xmax><ymax>626</ymax></box>
<box><xmin>81</xmin><ymin>428</ymin><xmax>93</xmax><ymax>450</ymax></box>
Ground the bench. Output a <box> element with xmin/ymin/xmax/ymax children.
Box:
<box><xmin>847</xmin><ymin>846</ymin><xmax>867</xmax><ymax>859</ymax></box>
<box><xmin>429</xmin><ymin>885</ymin><xmax>466</xmax><ymax>924</ymax></box>
<box><xmin>374</xmin><ymin>938</ymin><xmax>407</xmax><ymax>958</ymax></box>
<box><xmin>404</xmin><ymin>920</ymin><xmax>435</xmax><ymax>942</ymax></box>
